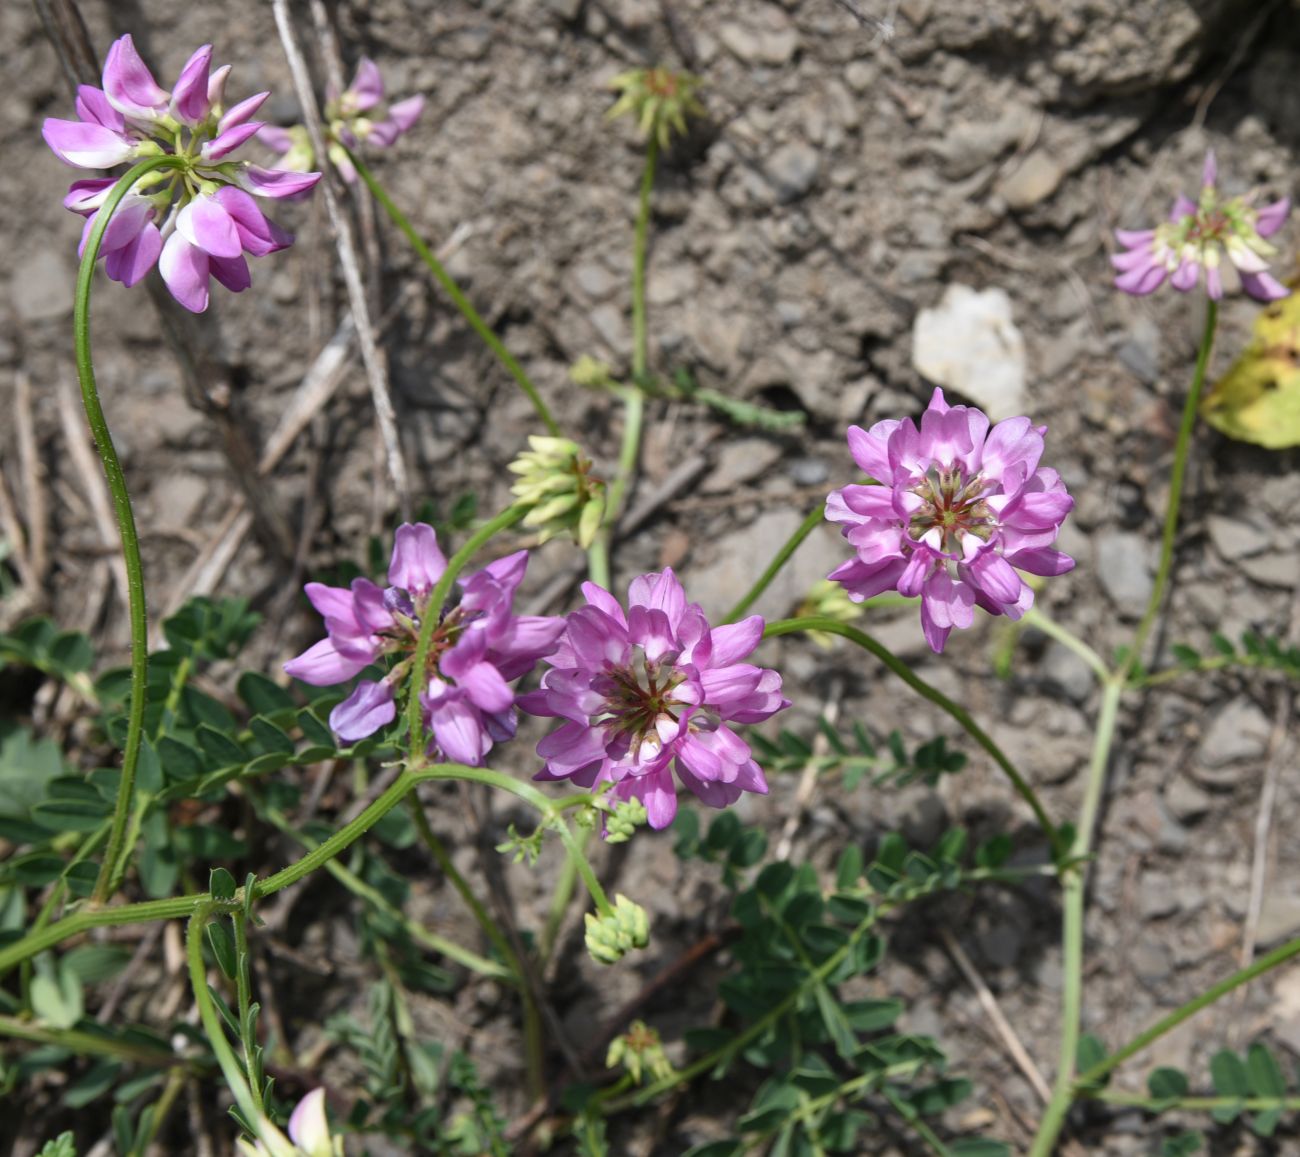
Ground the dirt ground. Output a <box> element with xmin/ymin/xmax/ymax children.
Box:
<box><xmin>3</xmin><ymin>0</ymin><xmax>1300</xmax><ymax>1153</ymax></box>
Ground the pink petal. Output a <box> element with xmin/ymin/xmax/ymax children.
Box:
<box><xmin>103</xmin><ymin>222</ymin><xmax>161</xmax><ymax>286</ymax></box>
<box><xmin>387</xmin><ymin>94</ymin><xmax>423</xmax><ymax>134</ymax></box>
<box><xmin>330</xmin><ymin>680</ymin><xmax>395</xmax><ymax>742</ymax></box>
<box><xmin>1114</xmin><ymin>228</ymin><xmax>1154</xmax><ymax>247</ymax></box>
<box><xmin>388</xmin><ymin>522</ymin><xmax>447</xmax><ymax>596</ymax></box>
<box><xmin>284</xmin><ymin>637</ymin><xmax>369</xmax><ymax>685</ymax></box>
<box><xmin>347</xmin><ymin>58</ymin><xmax>385</xmax><ymax>111</ymax></box>
<box><xmin>219</xmin><ymin>91</ymin><xmax>270</xmax><ymax>134</ymax></box>
<box><xmin>1255</xmin><ymin>198</ymin><xmax>1290</xmax><ymax>239</ymax></box>
<box><xmin>63</xmin><ymin>177</ymin><xmax>116</xmax><ymax>214</ymax></box>
<box><xmin>257</xmin><ymin>124</ymin><xmax>293</xmax><ymax>153</ymax></box>
<box><xmin>42</xmin><ymin>118</ymin><xmax>136</xmax><ymax>168</ymax></box>
<box><xmin>454</xmin><ymin>661</ymin><xmax>514</xmax><ymax>713</ymax></box>
<box><xmin>1239</xmin><ymin>270</ymin><xmax>1290</xmax><ymax>302</ymax></box>
<box><xmin>74</xmin><ymin>86</ymin><xmax>124</xmax><ymax>130</ymax></box>
<box><xmin>170</xmin><ymin>44</ymin><xmax>212</xmax><ymax>125</ymax></box>
<box><xmin>102</xmin><ymin>34</ymin><xmax>170</xmax><ymax>121</ymax></box>
<box><xmin>207</xmin><ymin>64</ymin><xmax>232</xmax><ymax>109</ymax></box>
<box><xmin>1114</xmin><ymin>262</ymin><xmax>1167</xmax><ymax>296</ymax></box>
<box><xmin>177</xmin><ymin>196</ymin><xmax>242</xmax><ymax>259</ymax></box>
<box><xmin>430</xmin><ymin>696</ymin><xmax>490</xmax><ymax>765</ymax></box>
<box><xmin>201</xmin><ymin>120</ymin><xmax>264</xmax><ymax>161</ymax></box>
<box><xmin>288</xmin><ymin>1089</ymin><xmax>331</xmax><ymax>1153</ymax></box>
<box><xmin>209</xmin><ymin>255</ymin><xmax>251</xmax><ymax>293</ymax></box>
<box><xmin>240</xmin><ymin>164</ymin><xmax>323</xmax><ymax>199</ymax></box>
<box><xmin>1201</xmin><ymin>149</ymin><xmax>1217</xmax><ymax>188</ymax></box>
<box><xmin>213</xmin><ymin>186</ymin><xmax>291</xmax><ymax>255</ymax></box>
<box><xmin>708</xmin><ymin>616</ymin><xmax>764</xmax><ymax>667</ymax></box>
<box><xmin>159</xmin><ymin>231</ymin><xmax>211</xmax><ymax>313</ymax></box>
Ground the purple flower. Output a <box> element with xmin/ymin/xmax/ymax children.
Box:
<box><xmin>42</xmin><ymin>34</ymin><xmax>321</xmax><ymax>312</ymax></box>
<box><xmin>520</xmin><ymin>569</ymin><xmax>789</xmax><ymax>830</ymax></box>
<box><xmin>826</xmin><ymin>388</ymin><xmax>1075</xmax><ymax>654</ymax></box>
<box><xmin>1113</xmin><ymin>151</ymin><xmax>1290</xmax><ymax>302</ymax></box>
<box><xmin>285</xmin><ymin>523</ymin><xmax>563</xmax><ymax>764</ymax></box>
<box><xmin>259</xmin><ymin>57</ymin><xmax>423</xmax><ymax>184</ymax></box>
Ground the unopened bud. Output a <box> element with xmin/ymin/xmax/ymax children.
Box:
<box><xmin>585</xmin><ymin>894</ymin><xmax>649</xmax><ymax>965</ymax></box>
<box><xmin>607</xmin><ymin>67</ymin><xmax>704</xmax><ymax>150</ymax></box>
<box><xmin>509</xmin><ymin>435</ymin><xmax>606</xmax><ymax>549</ymax></box>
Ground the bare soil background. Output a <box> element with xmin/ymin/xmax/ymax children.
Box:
<box><xmin>3</xmin><ymin>0</ymin><xmax>1300</xmax><ymax>1153</ymax></box>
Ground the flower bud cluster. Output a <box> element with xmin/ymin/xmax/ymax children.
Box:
<box><xmin>509</xmin><ymin>436</ymin><xmax>607</xmax><ymax>550</ymax></box>
<box><xmin>585</xmin><ymin>894</ymin><xmax>650</xmax><ymax>965</ymax></box>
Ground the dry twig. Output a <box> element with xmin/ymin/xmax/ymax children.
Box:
<box><xmin>15</xmin><ymin>370</ymin><xmax>48</xmax><ymax>585</ymax></box>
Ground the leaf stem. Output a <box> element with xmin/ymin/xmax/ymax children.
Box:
<box><xmin>348</xmin><ymin>150</ymin><xmax>560</xmax><ymax>437</ymax></box>
<box><xmin>726</xmin><ymin>502</ymin><xmax>826</xmax><ymax>623</ymax></box>
<box><xmin>77</xmin><ymin>156</ymin><xmax>184</xmax><ymax>906</ymax></box>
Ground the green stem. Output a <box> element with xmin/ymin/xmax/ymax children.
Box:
<box><xmin>765</xmin><ymin>617</ymin><xmax>1064</xmax><ymax>858</ymax></box>
<box><xmin>232</xmin><ymin>912</ymin><xmax>264</xmax><ymax>1117</ymax></box>
<box><xmin>404</xmin><ymin>505</ymin><xmax>530</xmax><ymax>755</ymax></box>
<box><xmin>631</xmin><ymin>136</ymin><xmax>656</xmax><ymax>384</ymax></box>
<box><xmin>78</xmin><ymin>156</ymin><xmax>183</xmax><ymax>906</ymax></box>
<box><xmin>0</xmin><ymin>1014</ymin><xmax>179</xmax><ymax>1066</ymax></box>
<box><xmin>1021</xmin><ymin>608</ymin><xmax>1111</xmax><ymax>683</ymax></box>
<box><xmin>1075</xmin><ymin>932</ymin><xmax>1300</xmax><ymax>1089</ymax></box>
<box><xmin>1125</xmin><ymin>301</ymin><xmax>1218</xmax><ymax>676</ymax></box>
<box><xmin>1087</xmin><ymin>1090</ymin><xmax>1300</xmax><ymax>1112</ymax></box>
<box><xmin>726</xmin><ymin>502</ymin><xmax>826</xmax><ymax>623</ymax></box>
<box><xmin>349</xmin><ymin>151</ymin><xmax>560</xmax><ymax>437</ymax></box>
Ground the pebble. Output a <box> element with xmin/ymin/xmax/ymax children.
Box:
<box><xmin>1132</xmin><ymin>935</ymin><xmax>1174</xmax><ymax>987</ymax></box>
<box><xmin>1093</xmin><ymin>531</ymin><xmax>1154</xmax><ymax>614</ymax></box>
<box><xmin>1256</xmin><ymin>894</ymin><xmax>1300</xmax><ymax>947</ymax></box>
<box><xmin>1115</xmin><ymin>315</ymin><xmax>1162</xmax><ymax>385</ymax></box>
<box><xmin>570</xmin><ymin>261</ymin><xmax>621</xmax><ymax>302</ymax></box>
<box><xmin>1206</xmin><ymin>514</ymin><xmax>1270</xmax><ymax>561</ymax></box>
<box><xmin>911</xmin><ymin>285</ymin><xmax>1027</xmax><ymax>419</ymax></box>
<box><xmin>704</xmin><ymin>437</ymin><xmax>783</xmax><ymax>493</ymax></box>
<box><xmin>718</xmin><ymin>18</ymin><xmax>799</xmax><ymax>66</ymax></box>
<box><xmin>1195</xmin><ymin>696</ymin><xmax>1271</xmax><ymax>772</ymax></box>
<box><xmin>1164</xmin><ymin>775</ymin><xmax>1212</xmax><ymax>822</ymax></box>
<box><xmin>996</xmin><ymin>150</ymin><xmax>1065</xmax><ymax>210</ymax></box>
<box><xmin>1237</xmin><ymin>552</ymin><xmax>1299</xmax><ymax>588</ymax></box>
<box><xmin>1040</xmin><ymin>640</ymin><xmax>1095</xmax><ymax>704</ymax></box>
<box><xmin>11</xmin><ymin>250</ymin><xmax>73</xmax><ymax>323</ymax></box>
<box><xmin>763</xmin><ymin>141</ymin><xmax>821</xmax><ymax>203</ymax></box>
<box><xmin>1138</xmin><ymin>871</ymin><xmax>1180</xmax><ymax>920</ymax></box>
<box><xmin>588</xmin><ymin>303</ymin><xmax>629</xmax><ymax>354</ymax></box>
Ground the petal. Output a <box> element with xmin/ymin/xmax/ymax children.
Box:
<box><xmin>74</xmin><ymin>86</ymin><xmax>124</xmax><ymax>130</ymax></box>
<box><xmin>388</xmin><ymin>94</ymin><xmax>423</xmax><ymax>133</ymax></box>
<box><xmin>627</xmin><ymin>766</ymin><xmax>679</xmax><ymax>829</ymax></box>
<box><xmin>1201</xmin><ymin>149</ymin><xmax>1217</xmax><ymax>188</ymax></box>
<box><xmin>288</xmin><ymin>1089</ymin><xmax>332</xmax><ymax>1156</ymax></box>
<box><xmin>42</xmin><ymin>118</ymin><xmax>135</xmax><ymax>168</ymax></box>
<box><xmin>579</xmin><ymin>581</ymin><xmax>629</xmax><ymax>628</ymax></box>
<box><xmin>628</xmin><ymin>568</ymin><xmax>687</xmax><ymax>626</ymax></box>
<box><xmin>219</xmin><ymin>91</ymin><xmax>270</xmax><ymax>134</ymax></box>
<box><xmin>1169</xmin><ymin>193</ymin><xmax>1197</xmax><ymax>221</ymax></box>
<box><xmin>1114</xmin><ymin>262</ymin><xmax>1167</xmax><ymax>296</ymax></box>
<box><xmin>1114</xmin><ymin>228</ymin><xmax>1154</xmax><ymax>248</ymax></box>
<box><xmin>213</xmin><ymin>186</ymin><xmax>291</xmax><ymax>256</ymax></box>
<box><xmin>304</xmin><ymin>582</ymin><xmax>359</xmax><ymax>627</ymax></box>
<box><xmin>1004</xmin><ymin>547</ymin><xmax>1075</xmax><ymax>576</ymax></box>
<box><xmin>347</xmin><ymin>58</ymin><xmax>385</xmax><ymax>111</ymax></box>
<box><xmin>1255</xmin><ymin>198</ymin><xmax>1290</xmax><ymax>239</ymax></box>
<box><xmin>209</xmin><ymin>254</ymin><xmax>251</xmax><ymax>293</ymax></box>
<box><xmin>388</xmin><ymin>522</ymin><xmax>447</xmax><ymax>596</ymax></box>
<box><xmin>454</xmin><ymin>660</ymin><xmax>514</xmax><ymax>713</ymax></box>
<box><xmin>158</xmin><ymin>232</ymin><xmax>210</xmax><ymax>313</ymax></box>
<box><xmin>201</xmin><ymin>120</ymin><xmax>264</xmax><ymax>161</ymax></box>
<box><xmin>102</xmin><ymin>34</ymin><xmax>169</xmax><ymax>121</ymax></box>
<box><xmin>918</xmin><ymin>598</ymin><xmax>951</xmax><ymax>654</ymax></box>
<box><xmin>170</xmin><ymin>45</ymin><xmax>212</xmax><ymax>125</ymax></box>
<box><xmin>284</xmin><ymin>637</ymin><xmax>369</xmax><ymax>685</ymax></box>
<box><xmin>81</xmin><ymin>198</ymin><xmax>150</xmax><ymax>257</ymax></box>
<box><xmin>207</xmin><ymin>64</ymin><xmax>232</xmax><ymax>109</ymax></box>
<box><xmin>845</xmin><ymin>422</ymin><xmax>898</xmax><ymax>482</ymax></box>
<box><xmin>1169</xmin><ymin>257</ymin><xmax>1199</xmax><ymax>292</ymax></box>
<box><xmin>708</xmin><ymin>616</ymin><xmax>763</xmax><ymax>667</ymax></box>
<box><xmin>64</xmin><ymin>177</ymin><xmax>116</xmax><ymax>214</ymax></box>
<box><xmin>967</xmin><ymin>550</ymin><xmax>1022</xmax><ymax>605</ymax></box>
<box><xmin>239</xmin><ymin>164</ymin><xmax>323</xmax><ymax>199</ymax></box>
<box><xmin>536</xmin><ymin>720</ymin><xmax>608</xmax><ymax>779</ymax></box>
<box><xmin>103</xmin><ymin>222</ymin><xmax>161</xmax><ymax>286</ymax></box>
<box><xmin>1239</xmin><ymin>270</ymin><xmax>1290</xmax><ymax>302</ymax></box>
<box><xmin>177</xmin><ymin>196</ymin><xmax>242</xmax><ymax>258</ymax></box>
<box><xmin>257</xmin><ymin>123</ymin><xmax>293</xmax><ymax>153</ymax></box>
<box><xmin>430</xmin><ymin>696</ymin><xmax>490</xmax><ymax>765</ymax></box>
<box><xmin>566</xmin><ymin>606</ymin><xmax>629</xmax><ymax>669</ymax></box>
<box><xmin>330</xmin><ymin>680</ymin><xmax>395</xmax><ymax>742</ymax></box>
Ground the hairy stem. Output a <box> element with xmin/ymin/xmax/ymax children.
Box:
<box><xmin>77</xmin><ymin>156</ymin><xmax>183</xmax><ymax>905</ymax></box>
<box><xmin>349</xmin><ymin>151</ymin><xmax>560</xmax><ymax>437</ymax></box>
<box><xmin>765</xmin><ymin>617</ymin><xmax>1064</xmax><ymax>858</ymax></box>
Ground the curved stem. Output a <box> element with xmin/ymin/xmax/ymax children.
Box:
<box><xmin>765</xmin><ymin>617</ymin><xmax>1064</xmax><ymax>859</ymax></box>
<box><xmin>1022</xmin><ymin>608</ymin><xmax>1111</xmax><ymax>683</ymax></box>
<box><xmin>404</xmin><ymin>505</ymin><xmax>530</xmax><ymax>754</ymax></box>
<box><xmin>726</xmin><ymin>501</ymin><xmax>825</xmax><ymax>623</ymax></box>
<box><xmin>78</xmin><ymin>156</ymin><xmax>183</xmax><ymax>905</ymax></box>
<box><xmin>348</xmin><ymin>151</ymin><xmax>560</xmax><ymax>437</ymax></box>
<box><xmin>1075</xmin><ymin>932</ymin><xmax>1300</xmax><ymax>1089</ymax></box>
<box><xmin>1125</xmin><ymin>301</ymin><xmax>1218</xmax><ymax>675</ymax></box>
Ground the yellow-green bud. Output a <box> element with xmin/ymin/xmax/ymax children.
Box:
<box><xmin>584</xmin><ymin>894</ymin><xmax>650</xmax><ymax>965</ymax></box>
<box><xmin>607</xmin><ymin>67</ymin><xmax>705</xmax><ymax>151</ymax></box>
<box><xmin>603</xmin><ymin>797</ymin><xmax>648</xmax><ymax>844</ymax></box>
<box><xmin>509</xmin><ymin>435</ymin><xmax>607</xmax><ymax>549</ymax></box>
<box><xmin>796</xmin><ymin>580</ymin><xmax>865</xmax><ymax>649</ymax></box>
<box><xmin>570</xmin><ymin>355</ymin><xmax>617</xmax><ymax>391</ymax></box>
<box><xmin>606</xmin><ymin>1020</ymin><xmax>674</xmax><ymax>1085</ymax></box>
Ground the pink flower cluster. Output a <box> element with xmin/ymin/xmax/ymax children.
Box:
<box><xmin>826</xmin><ymin>388</ymin><xmax>1075</xmax><ymax>653</ymax></box>
<box><xmin>520</xmin><ymin>570</ymin><xmax>788</xmax><ymax>829</ymax></box>
<box><xmin>43</xmin><ymin>35</ymin><xmax>320</xmax><ymax>311</ymax></box>
<box><xmin>285</xmin><ymin>523</ymin><xmax>562</xmax><ymax>764</ymax></box>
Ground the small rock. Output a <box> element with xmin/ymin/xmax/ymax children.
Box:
<box><xmin>1040</xmin><ymin>640</ymin><xmax>1095</xmax><ymax>704</ymax></box>
<box><xmin>764</xmin><ymin>141</ymin><xmax>821</xmax><ymax>203</ymax></box>
<box><xmin>1115</xmin><ymin>315</ymin><xmax>1162</xmax><ymax>385</ymax></box>
<box><xmin>704</xmin><ymin>438</ymin><xmax>783</xmax><ymax>493</ymax></box>
<box><xmin>718</xmin><ymin>18</ymin><xmax>799</xmax><ymax>66</ymax></box>
<box><xmin>11</xmin><ymin>251</ymin><xmax>74</xmax><ymax>323</ymax></box>
<box><xmin>844</xmin><ymin>60</ymin><xmax>878</xmax><ymax>92</ymax></box>
<box><xmin>687</xmin><ymin>309</ymin><xmax>749</xmax><ymax>376</ymax></box>
<box><xmin>1196</xmin><ymin>696</ymin><xmax>1271</xmax><ymax>771</ymax></box>
<box><xmin>788</xmin><ymin>457</ymin><xmax>829</xmax><ymax>486</ymax></box>
<box><xmin>588</xmin><ymin>304</ymin><xmax>629</xmax><ymax>354</ymax></box>
<box><xmin>1257</xmin><ymin>894</ymin><xmax>1300</xmax><ymax>947</ymax></box>
<box><xmin>996</xmin><ymin>150</ymin><xmax>1065</xmax><ymax>210</ymax></box>
<box><xmin>151</xmin><ymin>474</ymin><xmax>206</xmax><ymax>532</ymax></box>
<box><xmin>934</xmin><ymin>105</ymin><xmax>1032</xmax><ymax>179</ymax></box>
<box><xmin>570</xmin><ymin>261</ymin><xmax>620</xmax><ymax>301</ymax></box>
<box><xmin>1132</xmin><ymin>935</ymin><xmax>1173</xmax><ymax>986</ymax></box>
<box><xmin>1238</xmin><ymin>552</ymin><xmax>1299</xmax><ymax>588</ymax></box>
<box><xmin>912</xmin><ymin>285</ymin><xmax>1027</xmax><ymax>419</ymax></box>
<box><xmin>901</xmin><ymin>792</ymin><xmax>947</xmax><ymax>848</ymax></box>
<box><xmin>543</xmin><ymin>0</ymin><xmax>583</xmax><ymax>20</ymax></box>
<box><xmin>1139</xmin><ymin>871</ymin><xmax>1180</xmax><ymax>920</ymax></box>
<box><xmin>1164</xmin><ymin>775</ymin><xmax>1212</xmax><ymax>822</ymax></box>
<box><xmin>1094</xmin><ymin>531</ymin><xmax>1154</xmax><ymax>614</ymax></box>
<box><xmin>1206</xmin><ymin>514</ymin><xmax>1269</xmax><ymax>560</ymax></box>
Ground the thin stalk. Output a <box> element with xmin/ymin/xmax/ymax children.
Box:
<box><xmin>349</xmin><ymin>151</ymin><xmax>560</xmax><ymax>437</ymax></box>
<box><xmin>765</xmin><ymin>617</ymin><xmax>1063</xmax><ymax>858</ymax></box>
<box><xmin>232</xmin><ymin>912</ymin><xmax>264</xmax><ymax>1117</ymax></box>
<box><xmin>404</xmin><ymin>505</ymin><xmax>530</xmax><ymax>755</ymax></box>
<box><xmin>726</xmin><ymin>501</ymin><xmax>826</xmax><ymax>623</ymax></box>
<box><xmin>1075</xmin><ymin>932</ymin><xmax>1300</xmax><ymax>1088</ymax></box>
<box><xmin>1087</xmin><ymin>1090</ymin><xmax>1300</xmax><ymax>1112</ymax></box>
<box><xmin>631</xmin><ymin>136</ymin><xmax>656</xmax><ymax>384</ymax></box>
<box><xmin>78</xmin><ymin>156</ymin><xmax>183</xmax><ymax>905</ymax></box>
<box><xmin>1125</xmin><ymin>301</ymin><xmax>1218</xmax><ymax>675</ymax></box>
<box><xmin>1022</xmin><ymin>608</ymin><xmax>1111</xmax><ymax>684</ymax></box>
<box><xmin>0</xmin><ymin>1014</ymin><xmax>179</xmax><ymax>1065</ymax></box>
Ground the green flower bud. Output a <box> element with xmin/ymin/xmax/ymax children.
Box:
<box><xmin>584</xmin><ymin>894</ymin><xmax>650</xmax><ymax>965</ymax></box>
<box><xmin>570</xmin><ymin>355</ymin><xmax>617</xmax><ymax>391</ymax></box>
<box><xmin>606</xmin><ymin>1020</ymin><xmax>674</xmax><ymax>1086</ymax></box>
<box><xmin>607</xmin><ymin>67</ymin><xmax>705</xmax><ymax>150</ymax></box>
<box><xmin>509</xmin><ymin>435</ymin><xmax>607</xmax><ymax>549</ymax></box>
<box><xmin>603</xmin><ymin>797</ymin><xmax>648</xmax><ymax>844</ymax></box>
<box><xmin>797</xmin><ymin>580</ymin><xmax>866</xmax><ymax>649</ymax></box>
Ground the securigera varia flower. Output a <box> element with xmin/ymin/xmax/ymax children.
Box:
<box><xmin>285</xmin><ymin>523</ymin><xmax>563</xmax><ymax>762</ymax></box>
<box><xmin>826</xmin><ymin>388</ymin><xmax>1075</xmax><ymax>654</ymax></box>
<box><xmin>1113</xmin><ymin>150</ymin><xmax>1290</xmax><ymax>302</ymax></box>
<box><xmin>521</xmin><ymin>569</ymin><xmax>788</xmax><ymax>829</ymax></box>
<box><xmin>259</xmin><ymin>57</ymin><xmax>422</xmax><ymax>184</ymax></box>
<box><xmin>42</xmin><ymin>35</ymin><xmax>321</xmax><ymax>312</ymax></box>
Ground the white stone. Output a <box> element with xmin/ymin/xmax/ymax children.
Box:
<box><xmin>912</xmin><ymin>284</ymin><xmax>1027</xmax><ymax>419</ymax></box>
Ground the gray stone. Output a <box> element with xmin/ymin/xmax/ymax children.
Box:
<box><xmin>704</xmin><ymin>438</ymin><xmax>783</xmax><ymax>493</ymax></box>
<box><xmin>1197</xmin><ymin>696</ymin><xmax>1271</xmax><ymax>771</ymax></box>
<box><xmin>1139</xmin><ymin>871</ymin><xmax>1180</xmax><ymax>920</ymax></box>
<box><xmin>687</xmin><ymin>309</ymin><xmax>749</xmax><ymax>375</ymax></box>
<box><xmin>1238</xmin><ymin>552</ymin><xmax>1299</xmax><ymax>589</ymax></box>
<box><xmin>912</xmin><ymin>285</ymin><xmax>1026</xmax><ymax>420</ymax></box>
<box><xmin>11</xmin><ymin>250</ymin><xmax>73</xmax><ymax>323</ymax></box>
<box><xmin>1115</xmin><ymin>316</ymin><xmax>1162</xmax><ymax>385</ymax></box>
<box><xmin>1257</xmin><ymin>894</ymin><xmax>1300</xmax><ymax>947</ymax></box>
<box><xmin>1206</xmin><ymin>514</ymin><xmax>1269</xmax><ymax>561</ymax></box>
<box><xmin>588</xmin><ymin>304</ymin><xmax>629</xmax><ymax>354</ymax></box>
<box><xmin>934</xmin><ymin>105</ymin><xmax>1032</xmax><ymax>179</ymax></box>
<box><xmin>1164</xmin><ymin>775</ymin><xmax>1212</xmax><ymax>822</ymax></box>
<box><xmin>1040</xmin><ymin>641</ymin><xmax>1095</xmax><ymax>704</ymax></box>
<box><xmin>571</xmin><ymin>261</ymin><xmax>620</xmax><ymax>301</ymax></box>
<box><xmin>1094</xmin><ymin>531</ymin><xmax>1154</xmax><ymax>614</ymax></box>
<box><xmin>718</xmin><ymin>17</ymin><xmax>799</xmax><ymax>66</ymax></box>
<box><xmin>764</xmin><ymin>142</ymin><xmax>821</xmax><ymax>203</ymax></box>
<box><xmin>1132</xmin><ymin>935</ymin><xmax>1173</xmax><ymax>986</ymax></box>
<box><xmin>788</xmin><ymin>457</ymin><xmax>829</xmax><ymax>486</ymax></box>
<box><xmin>996</xmin><ymin>151</ymin><xmax>1065</xmax><ymax>210</ymax></box>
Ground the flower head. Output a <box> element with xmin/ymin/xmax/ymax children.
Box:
<box><xmin>284</xmin><ymin>523</ymin><xmax>563</xmax><ymax>763</ymax></box>
<box><xmin>508</xmin><ymin>436</ymin><xmax>606</xmax><ymax>549</ymax></box>
<box><xmin>237</xmin><ymin>1088</ymin><xmax>343</xmax><ymax>1157</ymax></box>
<box><xmin>1113</xmin><ymin>150</ymin><xmax>1290</xmax><ymax>302</ymax></box>
<box><xmin>607</xmin><ymin>67</ymin><xmax>704</xmax><ymax>150</ymax></box>
<box><xmin>42</xmin><ymin>35</ymin><xmax>321</xmax><ymax>312</ymax></box>
<box><xmin>260</xmin><ymin>57</ymin><xmax>422</xmax><ymax>184</ymax></box>
<box><xmin>826</xmin><ymin>388</ymin><xmax>1074</xmax><ymax>653</ymax></box>
<box><xmin>521</xmin><ymin>569</ymin><xmax>788</xmax><ymax>829</ymax></box>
